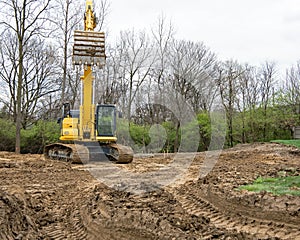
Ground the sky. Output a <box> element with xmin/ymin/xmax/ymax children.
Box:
<box><xmin>103</xmin><ymin>0</ymin><xmax>300</xmax><ymax>76</ymax></box>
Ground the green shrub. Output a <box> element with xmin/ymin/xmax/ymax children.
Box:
<box><xmin>21</xmin><ymin>121</ymin><xmax>60</xmax><ymax>154</ymax></box>
<box><xmin>0</xmin><ymin>118</ymin><xmax>16</xmax><ymax>151</ymax></box>
<box><xmin>0</xmin><ymin>118</ymin><xmax>61</xmax><ymax>153</ymax></box>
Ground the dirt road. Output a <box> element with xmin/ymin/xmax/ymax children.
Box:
<box><xmin>0</xmin><ymin>143</ymin><xmax>299</xmax><ymax>239</ymax></box>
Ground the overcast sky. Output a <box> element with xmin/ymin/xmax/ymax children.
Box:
<box><xmin>104</xmin><ymin>0</ymin><xmax>300</xmax><ymax>76</ymax></box>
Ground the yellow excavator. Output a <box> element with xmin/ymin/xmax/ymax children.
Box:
<box><xmin>44</xmin><ymin>0</ymin><xmax>133</xmax><ymax>163</ymax></box>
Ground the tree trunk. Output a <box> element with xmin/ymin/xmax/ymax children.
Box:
<box><xmin>15</xmin><ymin>44</ymin><xmax>23</xmax><ymax>154</ymax></box>
<box><xmin>174</xmin><ymin>121</ymin><xmax>180</xmax><ymax>152</ymax></box>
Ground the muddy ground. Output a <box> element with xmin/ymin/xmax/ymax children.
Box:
<box><xmin>0</xmin><ymin>142</ymin><xmax>299</xmax><ymax>239</ymax></box>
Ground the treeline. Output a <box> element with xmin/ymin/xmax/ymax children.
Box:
<box><xmin>0</xmin><ymin>104</ymin><xmax>294</xmax><ymax>154</ymax></box>
<box><xmin>0</xmin><ymin>0</ymin><xmax>299</xmax><ymax>153</ymax></box>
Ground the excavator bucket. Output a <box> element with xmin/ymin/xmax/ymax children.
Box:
<box><xmin>72</xmin><ymin>30</ymin><xmax>106</xmax><ymax>67</ymax></box>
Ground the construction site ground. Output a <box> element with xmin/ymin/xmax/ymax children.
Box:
<box><xmin>0</xmin><ymin>142</ymin><xmax>299</xmax><ymax>239</ymax></box>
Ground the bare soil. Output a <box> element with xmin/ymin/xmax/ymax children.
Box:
<box><xmin>0</xmin><ymin>142</ymin><xmax>299</xmax><ymax>239</ymax></box>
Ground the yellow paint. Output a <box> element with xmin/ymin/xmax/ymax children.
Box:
<box><xmin>96</xmin><ymin>136</ymin><xmax>117</xmax><ymax>142</ymax></box>
<box><xmin>60</xmin><ymin>118</ymin><xmax>79</xmax><ymax>140</ymax></box>
<box><xmin>80</xmin><ymin>67</ymin><xmax>95</xmax><ymax>140</ymax></box>
<box><xmin>85</xmin><ymin>0</ymin><xmax>96</xmax><ymax>31</ymax></box>
<box><xmin>86</xmin><ymin>0</ymin><xmax>93</xmax><ymax>10</ymax></box>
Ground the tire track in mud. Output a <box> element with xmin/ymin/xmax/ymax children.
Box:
<box><xmin>82</xmin><ymin>147</ymin><xmax>300</xmax><ymax>240</ymax></box>
<box><xmin>172</xmin><ymin>188</ymin><xmax>300</xmax><ymax>240</ymax></box>
<box><xmin>42</xmin><ymin>225</ymin><xmax>66</xmax><ymax>240</ymax></box>
<box><xmin>41</xmin><ymin>207</ymin><xmax>88</xmax><ymax>239</ymax></box>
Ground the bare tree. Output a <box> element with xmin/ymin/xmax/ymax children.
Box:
<box><xmin>117</xmin><ymin>29</ymin><xmax>156</xmax><ymax>120</ymax></box>
<box><xmin>281</xmin><ymin>61</ymin><xmax>300</xmax><ymax>117</ymax></box>
<box><xmin>22</xmin><ymin>39</ymin><xmax>61</xmax><ymax>127</ymax></box>
<box><xmin>53</xmin><ymin>0</ymin><xmax>81</xmax><ymax>105</ymax></box>
<box><xmin>168</xmin><ymin>40</ymin><xmax>217</xmax><ymax>109</ymax></box>
<box><xmin>167</xmin><ymin>39</ymin><xmax>217</xmax><ymax>151</ymax></box>
<box><xmin>95</xmin><ymin>0</ymin><xmax>110</xmax><ymax>31</ymax></box>
<box><xmin>0</xmin><ymin>31</ymin><xmax>18</xmax><ymax>122</ymax></box>
<box><xmin>65</xmin><ymin>68</ymin><xmax>81</xmax><ymax>109</ymax></box>
<box><xmin>258</xmin><ymin>61</ymin><xmax>277</xmax><ymax>140</ymax></box>
<box><xmin>0</xmin><ymin>32</ymin><xmax>61</xmax><ymax>125</ymax></box>
<box><xmin>94</xmin><ymin>44</ymin><xmax>126</xmax><ymax>105</ymax></box>
<box><xmin>217</xmin><ymin>60</ymin><xmax>245</xmax><ymax>147</ymax></box>
<box><xmin>235</xmin><ymin>64</ymin><xmax>256</xmax><ymax>142</ymax></box>
<box><xmin>0</xmin><ymin>0</ymin><xmax>52</xmax><ymax>153</ymax></box>
<box><xmin>148</xmin><ymin>15</ymin><xmax>175</xmax><ymax>122</ymax></box>
<box><xmin>151</xmin><ymin>14</ymin><xmax>174</xmax><ymax>87</ymax></box>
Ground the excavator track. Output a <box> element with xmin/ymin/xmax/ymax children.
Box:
<box><xmin>107</xmin><ymin>143</ymin><xmax>134</xmax><ymax>163</ymax></box>
<box><xmin>44</xmin><ymin>142</ymin><xmax>133</xmax><ymax>164</ymax></box>
<box><xmin>44</xmin><ymin>143</ymin><xmax>88</xmax><ymax>163</ymax></box>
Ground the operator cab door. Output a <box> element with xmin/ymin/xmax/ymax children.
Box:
<box><xmin>96</xmin><ymin>105</ymin><xmax>117</xmax><ymax>139</ymax></box>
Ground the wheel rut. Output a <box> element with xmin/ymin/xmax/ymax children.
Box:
<box><xmin>172</xmin><ymin>187</ymin><xmax>300</xmax><ymax>240</ymax></box>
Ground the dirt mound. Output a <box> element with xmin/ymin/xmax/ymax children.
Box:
<box><xmin>0</xmin><ymin>143</ymin><xmax>299</xmax><ymax>239</ymax></box>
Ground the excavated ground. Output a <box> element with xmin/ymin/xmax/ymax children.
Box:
<box><xmin>0</xmin><ymin>142</ymin><xmax>299</xmax><ymax>239</ymax></box>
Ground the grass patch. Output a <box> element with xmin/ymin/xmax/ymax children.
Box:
<box><xmin>271</xmin><ymin>139</ymin><xmax>300</xmax><ymax>149</ymax></box>
<box><xmin>239</xmin><ymin>175</ymin><xmax>300</xmax><ymax>196</ymax></box>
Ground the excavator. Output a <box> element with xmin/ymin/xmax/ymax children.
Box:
<box><xmin>44</xmin><ymin>0</ymin><xmax>133</xmax><ymax>164</ymax></box>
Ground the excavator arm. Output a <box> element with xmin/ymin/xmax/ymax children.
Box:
<box><xmin>84</xmin><ymin>0</ymin><xmax>97</xmax><ymax>31</ymax></box>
